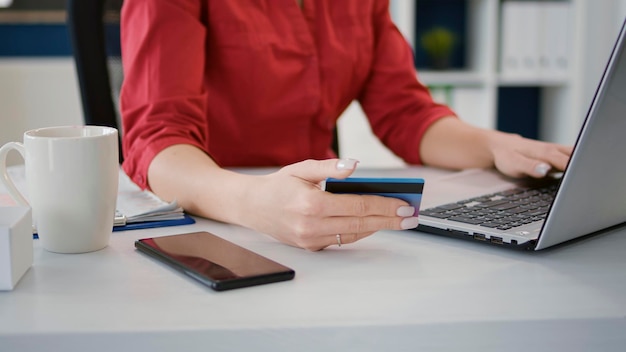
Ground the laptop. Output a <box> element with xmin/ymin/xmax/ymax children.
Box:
<box><xmin>415</xmin><ymin>19</ymin><xmax>626</xmax><ymax>251</ymax></box>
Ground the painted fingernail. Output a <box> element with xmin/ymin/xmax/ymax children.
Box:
<box><xmin>336</xmin><ymin>158</ymin><xmax>359</xmax><ymax>170</ymax></box>
<box><xmin>535</xmin><ymin>163</ymin><xmax>551</xmax><ymax>177</ymax></box>
<box><xmin>397</xmin><ymin>206</ymin><xmax>416</xmax><ymax>217</ymax></box>
<box><xmin>400</xmin><ymin>217</ymin><xmax>419</xmax><ymax>230</ymax></box>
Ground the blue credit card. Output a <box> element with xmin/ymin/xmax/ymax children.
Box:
<box><xmin>324</xmin><ymin>177</ymin><xmax>425</xmax><ymax>216</ymax></box>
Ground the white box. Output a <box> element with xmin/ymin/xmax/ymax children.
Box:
<box><xmin>0</xmin><ymin>206</ymin><xmax>33</xmax><ymax>290</ymax></box>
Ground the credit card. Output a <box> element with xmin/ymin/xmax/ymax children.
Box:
<box><xmin>324</xmin><ymin>177</ymin><xmax>425</xmax><ymax>216</ymax></box>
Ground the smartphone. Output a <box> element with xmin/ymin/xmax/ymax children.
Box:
<box><xmin>135</xmin><ymin>231</ymin><xmax>295</xmax><ymax>291</ymax></box>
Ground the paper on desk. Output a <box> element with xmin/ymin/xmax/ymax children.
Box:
<box><xmin>115</xmin><ymin>171</ymin><xmax>185</xmax><ymax>224</ymax></box>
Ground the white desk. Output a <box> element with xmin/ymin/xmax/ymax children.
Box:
<box><xmin>1</xmin><ymin>168</ymin><xmax>626</xmax><ymax>352</ymax></box>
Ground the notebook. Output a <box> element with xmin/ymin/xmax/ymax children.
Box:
<box><xmin>415</xmin><ymin>18</ymin><xmax>626</xmax><ymax>251</ymax></box>
<box><xmin>113</xmin><ymin>171</ymin><xmax>195</xmax><ymax>231</ymax></box>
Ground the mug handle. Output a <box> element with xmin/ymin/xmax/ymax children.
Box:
<box><xmin>0</xmin><ymin>142</ymin><xmax>29</xmax><ymax>206</ymax></box>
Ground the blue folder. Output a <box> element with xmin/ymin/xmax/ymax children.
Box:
<box><xmin>112</xmin><ymin>214</ymin><xmax>195</xmax><ymax>232</ymax></box>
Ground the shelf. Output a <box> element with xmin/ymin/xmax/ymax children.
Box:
<box><xmin>498</xmin><ymin>75</ymin><xmax>570</xmax><ymax>87</ymax></box>
<box><xmin>417</xmin><ymin>72</ymin><xmax>575</xmax><ymax>88</ymax></box>
<box><xmin>417</xmin><ymin>70</ymin><xmax>487</xmax><ymax>87</ymax></box>
<box><xmin>0</xmin><ymin>10</ymin><xmax>65</xmax><ymax>23</ymax></box>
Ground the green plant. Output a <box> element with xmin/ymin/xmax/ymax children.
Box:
<box><xmin>420</xmin><ymin>27</ymin><xmax>457</xmax><ymax>69</ymax></box>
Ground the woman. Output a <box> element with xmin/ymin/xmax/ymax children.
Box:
<box><xmin>120</xmin><ymin>0</ymin><xmax>572</xmax><ymax>250</ymax></box>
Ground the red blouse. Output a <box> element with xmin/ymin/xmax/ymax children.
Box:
<box><xmin>120</xmin><ymin>0</ymin><xmax>456</xmax><ymax>189</ymax></box>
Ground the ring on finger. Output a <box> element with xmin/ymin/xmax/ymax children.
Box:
<box><xmin>336</xmin><ymin>234</ymin><xmax>342</xmax><ymax>247</ymax></box>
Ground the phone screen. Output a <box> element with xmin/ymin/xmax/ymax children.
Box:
<box><xmin>135</xmin><ymin>231</ymin><xmax>295</xmax><ymax>291</ymax></box>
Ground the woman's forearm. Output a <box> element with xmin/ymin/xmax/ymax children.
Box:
<box><xmin>147</xmin><ymin>144</ymin><xmax>253</xmax><ymax>226</ymax></box>
<box><xmin>419</xmin><ymin>116</ymin><xmax>496</xmax><ymax>170</ymax></box>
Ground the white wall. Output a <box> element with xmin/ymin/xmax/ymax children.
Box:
<box><xmin>0</xmin><ymin>58</ymin><xmax>82</xmax><ymax>165</ymax></box>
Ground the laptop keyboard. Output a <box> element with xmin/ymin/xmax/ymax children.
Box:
<box><xmin>420</xmin><ymin>181</ymin><xmax>559</xmax><ymax>231</ymax></box>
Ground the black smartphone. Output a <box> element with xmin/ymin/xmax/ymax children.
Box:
<box><xmin>135</xmin><ymin>231</ymin><xmax>295</xmax><ymax>291</ymax></box>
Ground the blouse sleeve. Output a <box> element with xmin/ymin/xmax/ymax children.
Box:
<box><xmin>120</xmin><ymin>0</ymin><xmax>208</xmax><ymax>189</ymax></box>
<box><xmin>357</xmin><ymin>0</ymin><xmax>457</xmax><ymax>165</ymax></box>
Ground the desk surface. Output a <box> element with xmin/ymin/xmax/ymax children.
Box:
<box><xmin>1</xmin><ymin>167</ymin><xmax>626</xmax><ymax>352</ymax></box>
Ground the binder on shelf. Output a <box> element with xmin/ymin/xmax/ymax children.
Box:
<box><xmin>499</xmin><ymin>0</ymin><xmax>571</xmax><ymax>81</ymax></box>
<box><xmin>500</xmin><ymin>1</ymin><xmax>518</xmax><ymax>75</ymax></box>
<box><xmin>500</xmin><ymin>1</ymin><xmax>540</xmax><ymax>78</ymax></box>
<box><xmin>518</xmin><ymin>2</ymin><xmax>541</xmax><ymax>77</ymax></box>
<box><xmin>542</xmin><ymin>1</ymin><xmax>571</xmax><ymax>78</ymax></box>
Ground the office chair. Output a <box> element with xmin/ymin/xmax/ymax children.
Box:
<box><xmin>67</xmin><ymin>0</ymin><xmax>124</xmax><ymax>162</ymax></box>
<box><xmin>67</xmin><ymin>0</ymin><xmax>339</xmax><ymax>161</ymax></box>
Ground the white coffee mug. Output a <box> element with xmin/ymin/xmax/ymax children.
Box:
<box><xmin>0</xmin><ymin>126</ymin><xmax>119</xmax><ymax>253</ymax></box>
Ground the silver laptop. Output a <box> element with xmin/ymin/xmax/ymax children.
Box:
<box><xmin>416</xmin><ymin>19</ymin><xmax>626</xmax><ymax>250</ymax></box>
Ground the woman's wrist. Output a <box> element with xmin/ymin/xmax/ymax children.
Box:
<box><xmin>482</xmin><ymin>129</ymin><xmax>516</xmax><ymax>167</ymax></box>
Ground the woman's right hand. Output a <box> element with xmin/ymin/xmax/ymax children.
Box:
<box><xmin>239</xmin><ymin>159</ymin><xmax>419</xmax><ymax>251</ymax></box>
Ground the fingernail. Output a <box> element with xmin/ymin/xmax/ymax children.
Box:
<box><xmin>397</xmin><ymin>206</ymin><xmax>416</xmax><ymax>217</ymax></box>
<box><xmin>535</xmin><ymin>163</ymin><xmax>551</xmax><ymax>177</ymax></box>
<box><xmin>336</xmin><ymin>158</ymin><xmax>359</xmax><ymax>170</ymax></box>
<box><xmin>400</xmin><ymin>217</ymin><xmax>419</xmax><ymax>230</ymax></box>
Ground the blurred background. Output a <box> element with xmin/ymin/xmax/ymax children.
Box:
<box><xmin>1</xmin><ymin>0</ymin><xmax>626</xmax><ymax>167</ymax></box>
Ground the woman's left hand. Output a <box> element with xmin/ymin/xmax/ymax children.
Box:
<box><xmin>486</xmin><ymin>131</ymin><xmax>573</xmax><ymax>178</ymax></box>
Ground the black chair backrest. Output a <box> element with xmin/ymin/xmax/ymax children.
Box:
<box><xmin>67</xmin><ymin>0</ymin><xmax>124</xmax><ymax>162</ymax></box>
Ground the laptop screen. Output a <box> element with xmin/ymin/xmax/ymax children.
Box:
<box><xmin>536</xmin><ymin>19</ymin><xmax>626</xmax><ymax>249</ymax></box>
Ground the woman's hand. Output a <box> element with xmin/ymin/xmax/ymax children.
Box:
<box><xmin>486</xmin><ymin>130</ymin><xmax>573</xmax><ymax>178</ymax></box>
<box><xmin>239</xmin><ymin>159</ymin><xmax>419</xmax><ymax>251</ymax></box>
